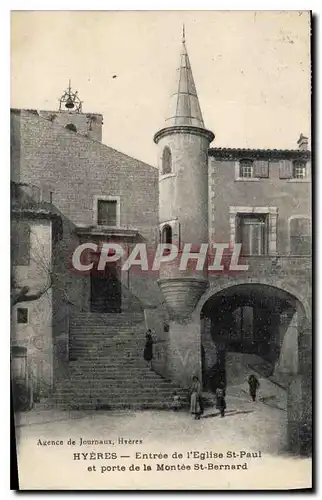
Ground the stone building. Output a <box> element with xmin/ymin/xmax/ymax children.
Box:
<box><xmin>11</xmin><ymin>35</ymin><xmax>311</xmax><ymax>453</ymax></box>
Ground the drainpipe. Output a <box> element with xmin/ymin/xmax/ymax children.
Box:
<box><xmin>127</xmin><ymin>244</ymin><xmax>130</xmax><ymax>289</ymax></box>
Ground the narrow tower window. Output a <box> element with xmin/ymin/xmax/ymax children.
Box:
<box><xmin>161</xmin><ymin>225</ymin><xmax>172</xmax><ymax>244</ymax></box>
<box><xmin>162</xmin><ymin>147</ymin><xmax>172</xmax><ymax>175</ymax></box>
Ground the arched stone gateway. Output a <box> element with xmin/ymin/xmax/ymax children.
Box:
<box><xmin>194</xmin><ymin>282</ymin><xmax>311</xmax><ymax>456</ymax></box>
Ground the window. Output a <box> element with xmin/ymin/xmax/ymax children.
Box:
<box><xmin>293</xmin><ymin>161</ymin><xmax>307</xmax><ymax>179</ymax></box>
<box><xmin>236</xmin><ymin>214</ymin><xmax>268</xmax><ymax>255</ymax></box>
<box><xmin>65</xmin><ymin>123</ymin><xmax>77</xmax><ymax>132</ymax></box>
<box><xmin>290</xmin><ymin>218</ymin><xmax>311</xmax><ymax>255</ymax></box>
<box><xmin>239</xmin><ymin>160</ymin><xmax>253</xmax><ymax>178</ymax></box>
<box><xmin>17</xmin><ymin>308</ymin><xmax>28</xmax><ymax>324</ymax></box>
<box><xmin>97</xmin><ymin>200</ymin><xmax>117</xmax><ymax>226</ymax></box>
<box><xmin>11</xmin><ymin>221</ymin><xmax>31</xmax><ymax>266</ymax></box>
<box><xmin>11</xmin><ymin>346</ymin><xmax>27</xmax><ymax>381</ymax></box>
<box><xmin>162</xmin><ymin>147</ymin><xmax>172</xmax><ymax>175</ymax></box>
<box><xmin>161</xmin><ymin>225</ymin><xmax>172</xmax><ymax>244</ymax></box>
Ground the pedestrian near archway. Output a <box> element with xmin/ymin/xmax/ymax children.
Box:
<box><xmin>190</xmin><ymin>375</ymin><xmax>202</xmax><ymax>420</ymax></box>
<box><xmin>248</xmin><ymin>374</ymin><xmax>260</xmax><ymax>401</ymax></box>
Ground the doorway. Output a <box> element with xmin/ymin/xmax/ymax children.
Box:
<box><xmin>90</xmin><ymin>263</ymin><xmax>122</xmax><ymax>313</ymax></box>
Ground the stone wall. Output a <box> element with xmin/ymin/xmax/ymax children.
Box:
<box><xmin>11</xmin><ymin>219</ymin><xmax>53</xmax><ymax>399</ymax></box>
<box><xmin>11</xmin><ymin>109</ymin><xmax>161</xmax><ymax>312</ymax></box>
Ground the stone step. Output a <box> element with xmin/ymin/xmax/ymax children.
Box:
<box><xmin>70</xmin><ymin>325</ymin><xmax>142</xmax><ymax>328</ymax></box>
<box><xmin>54</xmin><ymin>392</ymin><xmax>187</xmax><ymax>400</ymax></box>
<box><xmin>69</xmin><ymin>328</ymin><xmax>144</xmax><ymax>340</ymax></box>
<box><xmin>70</xmin><ymin>317</ymin><xmax>144</xmax><ymax>326</ymax></box>
<box><xmin>66</xmin><ymin>367</ymin><xmax>163</xmax><ymax>373</ymax></box>
<box><xmin>55</xmin><ymin>391</ymin><xmax>186</xmax><ymax>399</ymax></box>
<box><xmin>55</xmin><ymin>311</ymin><xmax>179</xmax><ymax>411</ymax></box>
<box><xmin>54</xmin><ymin>389</ymin><xmax>187</xmax><ymax>398</ymax></box>
<box><xmin>70</xmin><ymin>345</ymin><xmax>141</xmax><ymax>348</ymax></box>
<box><xmin>53</xmin><ymin>401</ymin><xmax>189</xmax><ymax>410</ymax></box>
<box><xmin>58</xmin><ymin>374</ymin><xmax>179</xmax><ymax>383</ymax></box>
<box><xmin>56</xmin><ymin>379</ymin><xmax>182</xmax><ymax>388</ymax></box>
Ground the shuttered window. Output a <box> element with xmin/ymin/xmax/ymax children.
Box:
<box><xmin>254</xmin><ymin>160</ymin><xmax>269</xmax><ymax>178</ymax></box>
<box><xmin>97</xmin><ymin>200</ymin><xmax>117</xmax><ymax>226</ymax></box>
<box><xmin>290</xmin><ymin>218</ymin><xmax>311</xmax><ymax>255</ymax></box>
<box><xmin>239</xmin><ymin>159</ymin><xmax>269</xmax><ymax>178</ymax></box>
<box><xmin>279</xmin><ymin>159</ymin><xmax>293</xmax><ymax>179</ymax></box>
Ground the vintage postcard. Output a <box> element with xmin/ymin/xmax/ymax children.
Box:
<box><xmin>11</xmin><ymin>10</ymin><xmax>312</xmax><ymax>490</ymax></box>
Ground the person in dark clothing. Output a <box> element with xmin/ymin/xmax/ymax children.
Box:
<box><xmin>198</xmin><ymin>393</ymin><xmax>204</xmax><ymax>416</ymax></box>
<box><xmin>248</xmin><ymin>374</ymin><xmax>260</xmax><ymax>401</ymax></box>
<box><xmin>215</xmin><ymin>388</ymin><xmax>226</xmax><ymax>418</ymax></box>
<box><xmin>190</xmin><ymin>376</ymin><xmax>202</xmax><ymax>419</ymax></box>
<box><xmin>143</xmin><ymin>329</ymin><xmax>154</xmax><ymax>369</ymax></box>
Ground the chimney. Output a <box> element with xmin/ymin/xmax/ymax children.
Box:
<box><xmin>297</xmin><ymin>133</ymin><xmax>309</xmax><ymax>151</ymax></box>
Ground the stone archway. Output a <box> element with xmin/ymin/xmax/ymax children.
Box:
<box><xmin>195</xmin><ymin>281</ymin><xmax>311</xmax><ymax>456</ymax></box>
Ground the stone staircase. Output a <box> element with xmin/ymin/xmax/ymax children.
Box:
<box><xmin>53</xmin><ymin>312</ymin><xmax>187</xmax><ymax>410</ymax></box>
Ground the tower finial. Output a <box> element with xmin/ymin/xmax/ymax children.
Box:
<box><xmin>182</xmin><ymin>23</ymin><xmax>185</xmax><ymax>44</ymax></box>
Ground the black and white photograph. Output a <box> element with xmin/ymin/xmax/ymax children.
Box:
<box><xmin>10</xmin><ymin>9</ymin><xmax>312</xmax><ymax>490</ymax></box>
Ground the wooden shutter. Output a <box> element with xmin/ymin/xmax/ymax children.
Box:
<box><xmin>279</xmin><ymin>159</ymin><xmax>293</xmax><ymax>179</ymax></box>
<box><xmin>11</xmin><ymin>221</ymin><xmax>31</xmax><ymax>266</ymax></box>
<box><xmin>254</xmin><ymin>160</ymin><xmax>269</xmax><ymax>178</ymax></box>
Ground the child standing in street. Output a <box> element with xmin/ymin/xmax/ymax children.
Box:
<box><xmin>216</xmin><ymin>387</ymin><xmax>226</xmax><ymax>418</ymax></box>
<box><xmin>171</xmin><ymin>391</ymin><xmax>181</xmax><ymax>411</ymax></box>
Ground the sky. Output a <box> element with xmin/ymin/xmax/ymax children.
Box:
<box><xmin>11</xmin><ymin>10</ymin><xmax>311</xmax><ymax>166</ymax></box>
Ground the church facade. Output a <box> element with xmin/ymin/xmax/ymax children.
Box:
<box><xmin>11</xmin><ymin>36</ymin><xmax>311</xmax><ymax>454</ymax></box>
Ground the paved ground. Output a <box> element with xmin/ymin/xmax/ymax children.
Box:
<box><xmin>14</xmin><ymin>390</ymin><xmax>312</xmax><ymax>490</ymax></box>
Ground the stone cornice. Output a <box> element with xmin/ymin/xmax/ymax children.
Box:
<box><xmin>209</xmin><ymin>147</ymin><xmax>311</xmax><ymax>161</ymax></box>
<box><xmin>154</xmin><ymin>125</ymin><xmax>215</xmax><ymax>144</ymax></box>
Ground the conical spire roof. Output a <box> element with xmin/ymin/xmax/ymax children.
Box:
<box><xmin>164</xmin><ymin>30</ymin><xmax>205</xmax><ymax>128</ymax></box>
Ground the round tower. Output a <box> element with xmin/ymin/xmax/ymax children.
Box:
<box><xmin>154</xmin><ymin>29</ymin><xmax>214</xmax><ymax>321</ymax></box>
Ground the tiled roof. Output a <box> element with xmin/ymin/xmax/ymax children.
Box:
<box><xmin>209</xmin><ymin>147</ymin><xmax>311</xmax><ymax>158</ymax></box>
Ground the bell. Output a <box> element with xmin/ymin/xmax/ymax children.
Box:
<box><xmin>65</xmin><ymin>96</ymin><xmax>74</xmax><ymax>109</ymax></box>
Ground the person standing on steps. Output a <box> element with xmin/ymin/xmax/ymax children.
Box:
<box><xmin>190</xmin><ymin>375</ymin><xmax>202</xmax><ymax>420</ymax></box>
<box><xmin>248</xmin><ymin>374</ymin><xmax>260</xmax><ymax>401</ymax></box>
<box><xmin>143</xmin><ymin>329</ymin><xmax>154</xmax><ymax>369</ymax></box>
